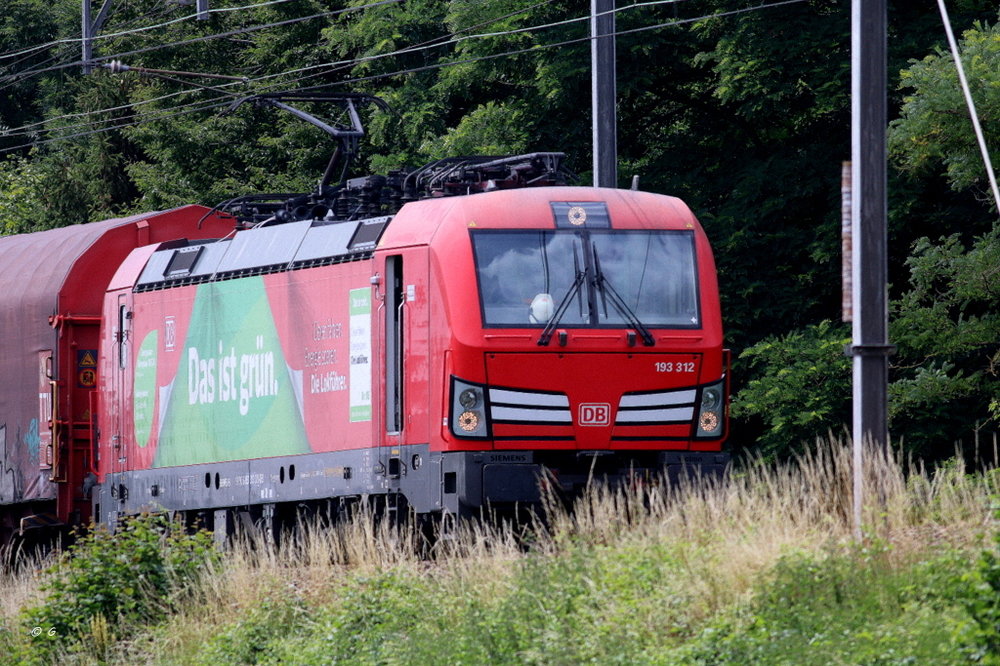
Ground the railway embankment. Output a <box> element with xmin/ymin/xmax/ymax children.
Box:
<box><xmin>2</xmin><ymin>440</ymin><xmax>997</xmax><ymax>664</ymax></box>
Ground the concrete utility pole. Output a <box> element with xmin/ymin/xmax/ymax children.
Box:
<box><xmin>591</xmin><ymin>0</ymin><xmax>617</xmax><ymax>188</ymax></box>
<box><xmin>82</xmin><ymin>0</ymin><xmax>93</xmax><ymax>74</ymax></box>
<box><xmin>81</xmin><ymin>0</ymin><xmax>114</xmax><ymax>74</ymax></box>
<box><xmin>850</xmin><ymin>0</ymin><xmax>892</xmax><ymax>539</ymax></box>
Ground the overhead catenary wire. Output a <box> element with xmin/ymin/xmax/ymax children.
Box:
<box><xmin>0</xmin><ymin>0</ymin><xmax>582</xmax><ymax>140</ymax></box>
<box><xmin>254</xmin><ymin>0</ymin><xmax>578</xmax><ymax>97</ymax></box>
<box><xmin>2</xmin><ymin>0</ymin><xmax>688</xmax><ymax>121</ymax></box>
<box><xmin>0</xmin><ymin>1</ymin><xmax>416</xmax><ymax>129</ymax></box>
<box><xmin>0</xmin><ymin>0</ymin><xmax>809</xmax><ymax>154</ymax></box>
<box><xmin>23</xmin><ymin>0</ymin><xmax>406</xmax><ymax>81</ymax></box>
<box><xmin>87</xmin><ymin>0</ymin><xmax>304</xmax><ymax>42</ymax></box>
<box><xmin>0</xmin><ymin>5</ymin><xmax>180</xmax><ymax>91</ymax></box>
<box><xmin>1</xmin><ymin>0</ymin><xmax>808</xmax><ymax>151</ymax></box>
<box><xmin>0</xmin><ymin>0</ymin><xmax>560</xmax><ymax>139</ymax></box>
<box><xmin>0</xmin><ymin>0</ymin><xmax>406</xmax><ymax>91</ymax></box>
<box><xmin>0</xmin><ymin>0</ymin><xmax>303</xmax><ymax>63</ymax></box>
<box><xmin>287</xmin><ymin>0</ymin><xmax>809</xmax><ymax>95</ymax></box>
<box><xmin>0</xmin><ymin>0</ymin><xmax>705</xmax><ymax>141</ymax></box>
<box><xmin>2</xmin><ymin>0</ymin><xmax>688</xmax><ymax>89</ymax></box>
<box><xmin>1</xmin><ymin>96</ymin><xmax>238</xmax><ymax>153</ymax></box>
<box><xmin>248</xmin><ymin>0</ymin><xmax>699</xmax><ymax>93</ymax></box>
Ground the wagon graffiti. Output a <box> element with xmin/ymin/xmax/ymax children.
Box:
<box><xmin>0</xmin><ymin>421</ymin><xmax>44</xmax><ymax>504</ymax></box>
<box><xmin>25</xmin><ymin>418</ymin><xmax>39</xmax><ymax>466</ymax></box>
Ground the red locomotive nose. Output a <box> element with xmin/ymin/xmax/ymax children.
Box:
<box><xmin>484</xmin><ymin>351</ymin><xmax>705</xmax><ymax>450</ymax></box>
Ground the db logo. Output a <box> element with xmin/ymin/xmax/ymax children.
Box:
<box><xmin>579</xmin><ymin>403</ymin><xmax>611</xmax><ymax>426</ymax></box>
<box><xmin>164</xmin><ymin>316</ymin><xmax>176</xmax><ymax>351</ymax></box>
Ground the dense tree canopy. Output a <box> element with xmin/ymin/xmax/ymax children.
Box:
<box><xmin>1</xmin><ymin>0</ymin><xmax>999</xmax><ymax>460</ymax></box>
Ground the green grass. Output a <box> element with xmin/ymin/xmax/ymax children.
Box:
<box><xmin>677</xmin><ymin>547</ymin><xmax>978</xmax><ymax>665</ymax></box>
<box><xmin>2</xmin><ymin>442</ymin><xmax>997</xmax><ymax>665</ymax></box>
<box><xmin>163</xmin><ymin>543</ymin><xmax>986</xmax><ymax>666</ymax></box>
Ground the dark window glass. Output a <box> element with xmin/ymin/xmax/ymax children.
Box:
<box><xmin>470</xmin><ymin>229</ymin><xmax>700</xmax><ymax>328</ymax></box>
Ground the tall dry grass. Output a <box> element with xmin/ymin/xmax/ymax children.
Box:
<box><xmin>567</xmin><ymin>440</ymin><xmax>991</xmax><ymax>543</ymax></box>
<box><xmin>1</xmin><ymin>543</ymin><xmax>51</xmax><ymax>624</ymax></box>
<box><xmin>128</xmin><ymin>502</ymin><xmax>529</xmax><ymax>661</ymax></box>
<box><xmin>0</xmin><ymin>548</ymin><xmax>56</xmax><ymax>663</ymax></box>
<box><xmin>534</xmin><ymin>439</ymin><xmax>996</xmax><ymax>616</ymax></box>
<box><xmin>164</xmin><ymin>440</ymin><xmax>996</xmax><ymax>651</ymax></box>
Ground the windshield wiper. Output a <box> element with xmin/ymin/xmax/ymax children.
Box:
<box><xmin>538</xmin><ymin>243</ymin><xmax>586</xmax><ymax>346</ymax></box>
<box><xmin>592</xmin><ymin>244</ymin><xmax>655</xmax><ymax>346</ymax></box>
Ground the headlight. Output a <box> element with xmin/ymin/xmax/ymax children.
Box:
<box><xmin>450</xmin><ymin>377</ymin><xmax>490</xmax><ymax>439</ymax></box>
<box><xmin>702</xmin><ymin>388</ymin><xmax>721</xmax><ymax>411</ymax></box>
<box><xmin>459</xmin><ymin>388</ymin><xmax>480</xmax><ymax>409</ymax></box>
<box><xmin>698</xmin><ymin>411</ymin><xmax>720</xmax><ymax>433</ymax></box>
<box><xmin>696</xmin><ymin>380</ymin><xmax>725</xmax><ymax>438</ymax></box>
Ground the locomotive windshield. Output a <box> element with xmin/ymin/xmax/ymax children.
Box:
<box><xmin>471</xmin><ymin>229</ymin><xmax>700</xmax><ymax>329</ymax></box>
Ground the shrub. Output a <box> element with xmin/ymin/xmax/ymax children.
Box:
<box><xmin>731</xmin><ymin>320</ymin><xmax>851</xmax><ymax>459</ymax></box>
<box><xmin>201</xmin><ymin>595</ymin><xmax>308</xmax><ymax>666</ymax></box>
<box><xmin>270</xmin><ymin>570</ymin><xmax>427</xmax><ymax>665</ymax></box>
<box><xmin>17</xmin><ymin>513</ymin><xmax>217</xmax><ymax>663</ymax></box>
<box><xmin>962</xmin><ymin>516</ymin><xmax>1000</xmax><ymax>663</ymax></box>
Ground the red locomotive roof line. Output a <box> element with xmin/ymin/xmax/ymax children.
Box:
<box><xmin>134</xmin><ymin>215</ymin><xmax>392</xmax><ymax>292</ymax></box>
<box><xmin>131</xmin><ymin>178</ymin><xmax>694</xmax><ymax>295</ymax></box>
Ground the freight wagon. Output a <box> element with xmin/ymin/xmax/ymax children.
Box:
<box><xmin>0</xmin><ymin>208</ymin><xmax>233</xmax><ymax>544</ymax></box>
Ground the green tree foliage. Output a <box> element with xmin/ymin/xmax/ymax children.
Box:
<box><xmin>730</xmin><ymin>6</ymin><xmax>1000</xmax><ymax>459</ymax></box>
<box><xmin>883</xmin><ymin>16</ymin><xmax>1000</xmax><ymax>458</ymax></box>
<box><xmin>647</xmin><ymin>0</ymin><xmax>852</xmax><ymax>347</ymax></box>
<box><xmin>321</xmin><ymin>0</ymin><xmax>590</xmax><ymax>172</ymax></box>
<box><xmin>2</xmin><ymin>1</ymin><xmax>1000</xmax><ymax>459</ymax></box>
<box><xmin>0</xmin><ymin>0</ymin><xmax>68</xmax><ymax>146</ymax></box>
<box><xmin>0</xmin><ymin>156</ymin><xmax>44</xmax><ymax>234</ymax></box>
<box><xmin>963</xmin><ymin>515</ymin><xmax>1000</xmax><ymax>663</ymax></box>
<box><xmin>890</xmin><ymin>19</ymin><xmax>1000</xmax><ymax>201</ymax></box>
<box><xmin>889</xmin><ymin>231</ymin><xmax>1000</xmax><ymax>456</ymax></box>
<box><xmin>731</xmin><ymin>320</ymin><xmax>851</xmax><ymax>459</ymax></box>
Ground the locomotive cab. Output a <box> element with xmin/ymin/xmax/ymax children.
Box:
<box><xmin>376</xmin><ymin>186</ymin><xmax>729</xmax><ymax>516</ymax></box>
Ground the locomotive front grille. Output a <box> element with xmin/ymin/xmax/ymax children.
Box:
<box><xmin>615</xmin><ymin>389</ymin><xmax>697</xmax><ymax>426</ymax></box>
<box><xmin>488</xmin><ymin>387</ymin><xmax>572</xmax><ymax>425</ymax></box>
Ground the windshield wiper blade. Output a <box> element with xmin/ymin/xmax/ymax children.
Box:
<box><xmin>538</xmin><ymin>244</ymin><xmax>586</xmax><ymax>346</ymax></box>
<box><xmin>592</xmin><ymin>244</ymin><xmax>655</xmax><ymax>346</ymax></box>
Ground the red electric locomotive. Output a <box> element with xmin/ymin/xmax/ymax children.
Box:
<box><xmin>91</xmin><ymin>154</ymin><xmax>729</xmax><ymax>535</ymax></box>
<box><xmin>0</xmin><ymin>140</ymin><xmax>728</xmax><ymax>544</ymax></box>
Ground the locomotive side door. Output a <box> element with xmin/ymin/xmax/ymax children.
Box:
<box><xmin>384</xmin><ymin>255</ymin><xmax>404</xmax><ymax>442</ymax></box>
<box><xmin>379</xmin><ymin>249</ymin><xmax>430</xmax><ymax>489</ymax></box>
